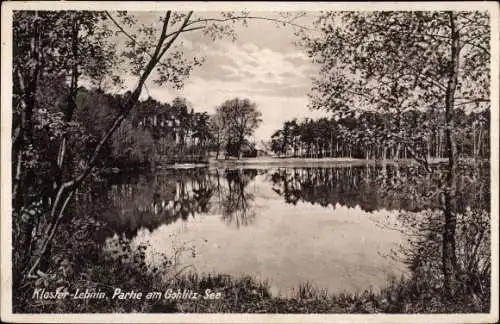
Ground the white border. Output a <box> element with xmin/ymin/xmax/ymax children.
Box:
<box><xmin>1</xmin><ymin>2</ymin><xmax>499</xmax><ymax>323</ymax></box>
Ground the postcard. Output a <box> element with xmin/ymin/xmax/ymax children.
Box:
<box><xmin>1</xmin><ymin>1</ymin><xmax>498</xmax><ymax>323</ymax></box>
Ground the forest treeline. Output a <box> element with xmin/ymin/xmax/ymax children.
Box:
<box><xmin>271</xmin><ymin>109</ymin><xmax>490</xmax><ymax>160</ymax></box>
<box><xmin>69</xmin><ymin>87</ymin><xmax>262</xmax><ymax>170</ymax></box>
<box><xmin>76</xmin><ymin>88</ymin><xmax>213</xmax><ymax>168</ymax></box>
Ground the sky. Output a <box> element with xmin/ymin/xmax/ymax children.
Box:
<box><xmin>114</xmin><ymin>11</ymin><xmax>327</xmax><ymax>142</ymax></box>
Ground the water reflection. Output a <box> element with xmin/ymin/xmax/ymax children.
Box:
<box><xmin>95</xmin><ymin>169</ymin><xmax>215</xmax><ymax>239</ymax></box>
<box><xmin>269</xmin><ymin>164</ymin><xmax>488</xmax><ymax>213</ymax></box>
<box><xmin>216</xmin><ymin>169</ymin><xmax>258</xmax><ymax>228</ymax></box>
<box><xmin>269</xmin><ymin>165</ymin><xmax>430</xmax><ymax>212</ymax></box>
<box><xmin>78</xmin><ymin>164</ymin><xmax>489</xmax><ymax>240</ymax></box>
<box><xmin>74</xmin><ymin>164</ymin><xmax>489</xmax><ymax>297</ymax></box>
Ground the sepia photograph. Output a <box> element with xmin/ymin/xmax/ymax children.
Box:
<box><xmin>1</xmin><ymin>1</ymin><xmax>498</xmax><ymax>323</ymax></box>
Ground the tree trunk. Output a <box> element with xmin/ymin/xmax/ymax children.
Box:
<box><xmin>475</xmin><ymin>124</ymin><xmax>483</xmax><ymax>160</ymax></box>
<box><xmin>427</xmin><ymin>134</ymin><xmax>431</xmax><ymax>161</ymax></box>
<box><xmin>395</xmin><ymin>143</ymin><xmax>401</xmax><ymax>160</ymax></box>
<box><xmin>442</xmin><ymin>11</ymin><xmax>460</xmax><ymax>298</ymax></box>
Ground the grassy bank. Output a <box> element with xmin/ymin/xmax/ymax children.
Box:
<box><xmin>171</xmin><ymin>272</ymin><xmax>489</xmax><ymax>313</ymax></box>
<box><xmin>16</xmin><ymin>269</ymin><xmax>489</xmax><ymax>314</ymax></box>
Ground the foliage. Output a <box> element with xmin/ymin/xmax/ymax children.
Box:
<box><xmin>10</xmin><ymin>9</ymin><xmax>492</xmax><ymax>315</ymax></box>
<box><xmin>14</xmin><ymin>217</ymin><xmax>182</xmax><ymax>313</ymax></box>
<box><xmin>211</xmin><ymin>98</ymin><xmax>263</xmax><ymax>159</ymax></box>
<box><xmin>111</xmin><ymin>120</ymin><xmax>156</xmax><ymax>165</ymax></box>
<box><xmin>302</xmin><ymin>11</ymin><xmax>490</xmax><ymax>116</ymax></box>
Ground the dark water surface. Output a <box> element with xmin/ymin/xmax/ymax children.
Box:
<box><xmin>77</xmin><ymin>164</ymin><xmax>488</xmax><ymax>297</ymax></box>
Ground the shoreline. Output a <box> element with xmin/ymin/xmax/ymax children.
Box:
<box><xmin>207</xmin><ymin>156</ymin><xmax>453</xmax><ymax>167</ymax></box>
<box><xmin>102</xmin><ymin>157</ymin><xmax>488</xmax><ymax>173</ymax></box>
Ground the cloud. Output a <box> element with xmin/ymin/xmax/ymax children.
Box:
<box><xmin>280</xmin><ymin>71</ymin><xmax>297</xmax><ymax>78</ymax></box>
<box><xmin>118</xmin><ymin>12</ymin><xmax>321</xmax><ymax>141</ymax></box>
<box><xmin>188</xmin><ymin>41</ymin><xmax>315</xmax><ymax>98</ymax></box>
<box><xmin>142</xmin><ymin>38</ymin><xmax>319</xmax><ymax>140</ymax></box>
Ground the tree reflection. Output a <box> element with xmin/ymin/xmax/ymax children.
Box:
<box><xmin>401</xmin><ymin>164</ymin><xmax>490</xmax><ymax>301</ymax></box>
<box><xmin>268</xmin><ymin>164</ymin><xmax>488</xmax><ymax>213</ymax></box>
<box><xmin>78</xmin><ymin>169</ymin><xmax>215</xmax><ymax>240</ymax></box>
<box><xmin>213</xmin><ymin>169</ymin><xmax>257</xmax><ymax>228</ymax></box>
<box><xmin>75</xmin><ymin>168</ymin><xmax>261</xmax><ymax>240</ymax></box>
<box><xmin>268</xmin><ymin>163</ymin><xmax>490</xmax><ymax>304</ymax></box>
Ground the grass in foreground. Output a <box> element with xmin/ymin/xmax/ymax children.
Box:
<box><xmin>15</xmin><ymin>267</ymin><xmax>489</xmax><ymax>313</ymax></box>
<box><xmin>158</xmin><ymin>272</ymin><xmax>490</xmax><ymax>313</ymax></box>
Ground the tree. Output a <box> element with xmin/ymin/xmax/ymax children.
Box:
<box><xmin>303</xmin><ymin>11</ymin><xmax>490</xmax><ymax>296</ymax></box>
<box><xmin>209</xmin><ymin>110</ymin><xmax>228</xmax><ymax>159</ymax></box>
<box><xmin>13</xmin><ymin>11</ymin><xmax>120</xmax><ymax>277</ymax></box>
<box><xmin>215</xmin><ymin>98</ymin><xmax>263</xmax><ymax>159</ymax></box>
<box><xmin>191</xmin><ymin>112</ymin><xmax>212</xmax><ymax>156</ymax></box>
<box><xmin>271</xmin><ymin>129</ymin><xmax>285</xmax><ymax>157</ymax></box>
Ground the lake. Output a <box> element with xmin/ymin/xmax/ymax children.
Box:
<box><xmin>77</xmin><ymin>163</ymin><xmax>488</xmax><ymax>297</ymax></box>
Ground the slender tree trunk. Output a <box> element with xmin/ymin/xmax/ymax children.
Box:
<box><xmin>237</xmin><ymin>135</ymin><xmax>244</xmax><ymax>160</ymax></box>
<box><xmin>442</xmin><ymin>11</ymin><xmax>460</xmax><ymax>298</ymax></box>
<box><xmin>475</xmin><ymin>125</ymin><xmax>483</xmax><ymax>160</ymax></box>
<box><xmin>13</xmin><ymin>16</ymin><xmax>41</xmax><ymax>270</ymax></box>
<box><xmin>435</xmin><ymin>129</ymin><xmax>439</xmax><ymax>158</ymax></box>
<box><xmin>427</xmin><ymin>134</ymin><xmax>431</xmax><ymax>161</ymax></box>
<box><xmin>395</xmin><ymin>143</ymin><xmax>401</xmax><ymax>160</ymax></box>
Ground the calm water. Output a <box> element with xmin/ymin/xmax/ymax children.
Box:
<box><xmin>78</xmin><ymin>164</ymin><xmax>487</xmax><ymax>297</ymax></box>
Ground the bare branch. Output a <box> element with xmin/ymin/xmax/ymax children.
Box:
<box><xmin>105</xmin><ymin>11</ymin><xmax>149</xmax><ymax>53</ymax></box>
<box><xmin>163</xmin><ymin>25</ymin><xmax>205</xmax><ymax>39</ymax></box>
<box><xmin>405</xmin><ymin>144</ymin><xmax>432</xmax><ymax>173</ymax></box>
<box><xmin>185</xmin><ymin>15</ymin><xmax>311</xmax><ymax>30</ymax></box>
<box><xmin>454</xmin><ymin>98</ymin><xmax>490</xmax><ymax>107</ymax></box>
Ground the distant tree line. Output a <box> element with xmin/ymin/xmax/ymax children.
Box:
<box><xmin>270</xmin><ymin>108</ymin><xmax>489</xmax><ymax>160</ymax></box>
<box><xmin>127</xmin><ymin>96</ymin><xmax>212</xmax><ymax>163</ymax></box>
<box><xmin>75</xmin><ymin>88</ymin><xmax>267</xmax><ymax>167</ymax></box>
<box><xmin>74</xmin><ymin>88</ymin><xmax>213</xmax><ymax>168</ymax></box>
